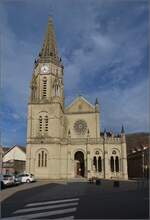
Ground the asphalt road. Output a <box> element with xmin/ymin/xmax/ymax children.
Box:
<box><xmin>1</xmin><ymin>180</ymin><xmax>149</xmax><ymax>219</ymax></box>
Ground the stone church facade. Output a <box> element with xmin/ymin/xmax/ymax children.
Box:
<box><xmin>26</xmin><ymin>18</ymin><xmax>128</xmax><ymax>180</ymax></box>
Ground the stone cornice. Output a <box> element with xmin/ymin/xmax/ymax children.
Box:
<box><xmin>27</xmin><ymin>136</ymin><xmax>121</xmax><ymax>145</ymax></box>
<box><xmin>64</xmin><ymin>111</ymin><xmax>97</xmax><ymax>115</ymax></box>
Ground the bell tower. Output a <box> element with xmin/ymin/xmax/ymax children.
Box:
<box><xmin>27</xmin><ymin>17</ymin><xmax>64</xmax><ymax>142</ymax></box>
<box><xmin>30</xmin><ymin>17</ymin><xmax>64</xmax><ymax>108</ymax></box>
<box><xmin>26</xmin><ymin>17</ymin><xmax>65</xmax><ymax>178</ymax></box>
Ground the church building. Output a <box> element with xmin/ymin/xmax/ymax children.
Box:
<box><xmin>26</xmin><ymin>18</ymin><xmax>128</xmax><ymax>180</ymax></box>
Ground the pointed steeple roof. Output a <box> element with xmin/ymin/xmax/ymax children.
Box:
<box><xmin>121</xmin><ymin>125</ymin><xmax>125</xmax><ymax>133</ymax></box>
<box><xmin>39</xmin><ymin>17</ymin><xmax>60</xmax><ymax>64</ymax></box>
<box><xmin>95</xmin><ymin>98</ymin><xmax>99</xmax><ymax>105</ymax></box>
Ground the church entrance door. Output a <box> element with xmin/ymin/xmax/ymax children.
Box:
<box><xmin>74</xmin><ymin>151</ymin><xmax>85</xmax><ymax>177</ymax></box>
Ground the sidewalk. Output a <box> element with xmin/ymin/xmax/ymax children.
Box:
<box><xmin>0</xmin><ymin>181</ymin><xmax>53</xmax><ymax>202</ymax></box>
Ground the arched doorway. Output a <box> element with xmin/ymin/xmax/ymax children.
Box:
<box><xmin>74</xmin><ymin>151</ymin><xmax>85</xmax><ymax>177</ymax></box>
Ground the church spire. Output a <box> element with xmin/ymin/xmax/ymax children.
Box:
<box><xmin>121</xmin><ymin>124</ymin><xmax>125</xmax><ymax>134</ymax></box>
<box><xmin>39</xmin><ymin>17</ymin><xmax>60</xmax><ymax>64</ymax></box>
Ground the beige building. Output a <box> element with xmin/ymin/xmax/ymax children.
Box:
<box><xmin>2</xmin><ymin>145</ymin><xmax>26</xmax><ymax>174</ymax></box>
<box><xmin>26</xmin><ymin>18</ymin><xmax>128</xmax><ymax>180</ymax></box>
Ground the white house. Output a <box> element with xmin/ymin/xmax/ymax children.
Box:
<box><xmin>2</xmin><ymin>145</ymin><xmax>26</xmax><ymax>174</ymax></box>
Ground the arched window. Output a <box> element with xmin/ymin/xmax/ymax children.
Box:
<box><xmin>93</xmin><ymin>151</ymin><xmax>103</xmax><ymax>173</ymax></box>
<box><xmin>44</xmin><ymin>116</ymin><xmax>48</xmax><ymax>132</ymax></box>
<box><xmin>98</xmin><ymin>156</ymin><xmax>102</xmax><ymax>172</ymax></box>
<box><xmin>93</xmin><ymin>156</ymin><xmax>97</xmax><ymax>171</ymax></box>
<box><xmin>42</xmin><ymin>78</ymin><xmax>47</xmax><ymax>98</ymax></box>
<box><xmin>38</xmin><ymin>150</ymin><xmax>48</xmax><ymax>167</ymax></box>
<box><xmin>110</xmin><ymin>156</ymin><xmax>114</xmax><ymax>172</ymax></box>
<box><xmin>39</xmin><ymin>116</ymin><xmax>42</xmax><ymax>132</ymax></box>
<box><xmin>38</xmin><ymin>153</ymin><xmax>41</xmax><ymax>167</ymax></box>
<box><xmin>115</xmin><ymin>156</ymin><xmax>119</xmax><ymax>172</ymax></box>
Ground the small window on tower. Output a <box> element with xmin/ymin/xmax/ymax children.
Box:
<box><xmin>39</xmin><ymin>116</ymin><xmax>42</xmax><ymax>132</ymax></box>
<box><xmin>42</xmin><ymin>78</ymin><xmax>47</xmax><ymax>98</ymax></box>
<box><xmin>44</xmin><ymin>115</ymin><xmax>48</xmax><ymax>132</ymax></box>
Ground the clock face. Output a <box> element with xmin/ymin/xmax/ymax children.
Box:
<box><xmin>41</xmin><ymin>65</ymin><xmax>49</xmax><ymax>74</ymax></box>
<box><xmin>74</xmin><ymin>119</ymin><xmax>87</xmax><ymax>135</ymax></box>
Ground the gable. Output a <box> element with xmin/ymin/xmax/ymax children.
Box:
<box><xmin>3</xmin><ymin>146</ymin><xmax>26</xmax><ymax>162</ymax></box>
<box><xmin>65</xmin><ymin>96</ymin><xmax>95</xmax><ymax>113</ymax></box>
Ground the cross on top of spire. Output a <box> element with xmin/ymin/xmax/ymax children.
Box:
<box><xmin>39</xmin><ymin>17</ymin><xmax>60</xmax><ymax>65</ymax></box>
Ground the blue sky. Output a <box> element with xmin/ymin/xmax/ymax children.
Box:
<box><xmin>0</xmin><ymin>0</ymin><xmax>149</xmax><ymax>147</ymax></box>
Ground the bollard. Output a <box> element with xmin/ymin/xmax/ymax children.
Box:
<box><xmin>96</xmin><ymin>179</ymin><xmax>101</xmax><ymax>185</ymax></box>
<box><xmin>88</xmin><ymin>178</ymin><xmax>92</xmax><ymax>184</ymax></box>
<box><xmin>88</xmin><ymin>178</ymin><xmax>94</xmax><ymax>184</ymax></box>
<box><xmin>91</xmin><ymin>177</ymin><xmax>94</xmax><ymax>184</ymax></box>
<box><xmin>113</xmin><ymin>180</ymin><xmax>120</xmax><ymax>187</ymax></box>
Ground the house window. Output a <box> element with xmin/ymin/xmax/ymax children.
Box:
<box><xmin>38</xmin><ymin>150</ymin><xmax>47</xmax><ymax>167</ymax></box>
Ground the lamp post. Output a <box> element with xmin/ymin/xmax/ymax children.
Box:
<box><xmin>141</xmin><ymin>145</ymin><xmax>144</xmax><ymax>180</ymax></box>
<box><xmin>103</xmin><ymin>129</ymin><xmax>107</xmax><ymax>179</ymax></box>
<box><xmin>67</xmin><ymin>130</ymin><xmax>71</xmax><ymax>183</ymax></box>
<box><xmin>86</xmin><ymin>129</ymin><xmax>90</xmax><ymax>178</ymax></box>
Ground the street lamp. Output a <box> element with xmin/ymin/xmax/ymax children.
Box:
<box><xmin>86</xmin><ymin>129</ymin><xmax>90</xmax><ymax>178</ymax></box>
<box><xmin>141</xmin><ymin>145</ymin><xmax>145</xmax><ymax>180</ymax></box>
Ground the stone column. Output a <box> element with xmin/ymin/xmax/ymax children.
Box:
<box><xmin>67</xmin><ymin>151</ymin><xmax>71</xmax><ymax>178</ymax></box>
<box><xmin>87</xmin><ymin>151</ymin><xmax>91</xmax><ymax>178</ymax></box>
<box><xmin>103</xmin><ymin>142</ymin><xmax>110</xmax><ymax>179</ymax></box>
<box><xmin>121</xmin><ymin>142</ymin><xmax>128</xmax><ymax>180</ymax></box>
<box><xmin>103</xmin><ymin>132</ymin><xmax>111</xmax><ymax>179</ymax></box>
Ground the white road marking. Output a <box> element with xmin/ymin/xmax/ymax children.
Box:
<box><xmin>3</xmin><ymin>207</ymin><xmax>77</xmax><ymax>219</ymax></box>
<box><xmin>55</xmin><ymin>216</ymin><xmax>74</xmax><ymax>220</ymax></box>
<box><xmin>26</xmin><ymin>198</ymin><xmax>79</xmax><ymax>207</ymax></box>
<box><xmin>14</xmin><ymin>202</ymin><xmax>78</xmax><ymax>214</ymax></box>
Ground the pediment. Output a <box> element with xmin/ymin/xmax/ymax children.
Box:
<box><xmin>65</xmin><ymin>96</ymin><xmax>95</xmax><ymax>113</ymax></box>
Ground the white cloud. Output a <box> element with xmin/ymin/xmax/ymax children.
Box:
<box><xmin>85</xmin><ymin>79</ymin><xmax>149</xmax><ymax>133</ymax></box>
<box><xmin>0</xmin><ymin>0</ymin><xmax>149</xmax><ymax>146</ymax></box>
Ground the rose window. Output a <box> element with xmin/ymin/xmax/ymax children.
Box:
<box><xmin>74</xmin><ymin>119</ymin><xmax>87</xmax><ymax>135</ymax></box>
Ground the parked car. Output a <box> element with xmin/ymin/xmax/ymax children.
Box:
<box><xmin>16</xmin><ymin>173</ymin><xmax>35</xmax><ymax>183</ymax></box>
<box><xmin>3</xmin><ymin>174</ymin><xmax>15</xmax><ymax>187</ymax></box>
<box><xmin>14</xmin><ymin>175</ymin><xmax>22</xmax><ymax>185</ymax></box>
<box><xmin>0</xmin><ymin>174</ymin><xmax>5</xmax><ymax>189</ymax></box>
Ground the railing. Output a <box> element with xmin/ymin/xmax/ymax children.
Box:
<box><xmin>27</xmin><ymin>136</ymin><xmax>121</xmax><ymax>145</ymax></box>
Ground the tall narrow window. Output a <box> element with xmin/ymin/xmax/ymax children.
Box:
<box><xmin>98</xmin><ymin>156</ymin><xmax>102</xmax><ymax>172</ymax></box>
<box><xmin>37</xmin><ymin>151</ymin><xmax>48</xmax><ymax>167</ymax></box>
<box><xmin>44</xmin><ymin>116</ymin><xmax>48</xmax><ymax>132</ymax></box>
<box><xmin>41</xmin><ymin>151</ymin><xmax>44</xmax><ymax>167</ymax></box>
<box><xmin>38</xmin><ymin>153</ymin><xmax>41</xmax><ymax>167</ymax></box>
<box><xmin>110</xmin><ymin>156</ymin><xmax>114</xmax><ymax>172</ymax></box>
<box><xmin>93</xmin><ymin>156</ymin><xmax>97</xmax><ymax>171</ymax></box>
<box><xmin>42</xmin><ymin>78</ymin><xmax>47</xmax><ymax>98</ymax></box>
<box><xmin>39</xmin><ymin>116</ymin><xmax>42</xmax><ymax>132</ymax></box>
<box><xmin>115</xmin><ymin>156</ymin><xmax>119</xmax><ymax>172</ymax></box>
<box><xmin>45</xmin><ymin>153</ymin><xmax>47</xmax><ymax>167</ymax></box>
